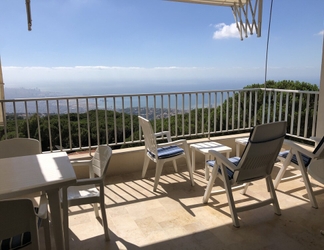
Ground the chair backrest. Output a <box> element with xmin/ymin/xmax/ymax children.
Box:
<box><xmin>138</xmin><ymin>116</ymin><xmax>157</xmax><ymax>155</ymax></box>
<box><xmin>234</xmin><ymin>121</ymin><xmax>287</xmax><ymax>183</ymax></box>
<box><xmin>0</xmin><ymin>138</ymin><xmax>41</xmax><ymax>158</ymax></box>
<box><xmin>91</xmin><ymin>145</ymin><xmax>112</xmax><ymax>178</ymax></box>
<box><xmin>0</xmin><ymin>199</ymin><xmax>39</xmax><ymax>250</ymax></box>
<box><xmin>312</xmin><ymin>136</ymin><xmax>324</xmax><ymax>160</ymax></box>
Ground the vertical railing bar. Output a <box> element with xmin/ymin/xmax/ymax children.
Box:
<box><xmin>35</xmin><ymin>101</ymin><xmax>41</xmax><ymax>143</ymax></box>
<box><xmin>175</xmin><ymin>94</ymin><xmax>178</xmax><ymax>137</ymax></box>
<box><xmin>86</xmin><ymin>98</ymin><xmax>91</xmax><ymax>153</ymax></box>
<box><xmin>24</xmin><ymin>101</ymin><xmax>30</xmax><ymax>138</ymax></box>
<box><xmin>66</xmin><ymin>99</ymin><xmax>72</xmax><ymax>150</ymax></box>
<box><xmin>273</xmin><ymin>91</ymin><xmax>277</xmax><ymax>122</ymax></box>
<box><xmin>312</xmin><ymin>94</ymin><xmax>318</xmax><ymax>137</ymax></box>
<box><xmin>285</xmin><ymin>92</ymin><xmax>289</xmax><ymax>122</ymax></box>
<box><xmin>304</xmin><ymin>93</ymin><xmax>310</xmax><ymax>138</ymax></box>
<box><xmin>208</xmin><ymin>92</ymin><xmax>211</xmax><ymax>138</ymax></box>
<box><xmin>161</xmin><ymin>94</ymin><xmax>164</xmax><ymax>134</ymax></box>
<box><xmin>168</xmin><ymin>94</ymin><xmax>171</xmax><ymax>133</ymax></box>
<box><xmin>279</xmin><ymin>92</ymin><xmax>283</xmax><ymax>121</ymax></box>
<box><xmin>290</xmin><ymin>93</ymin><xmax>296</xmax><ymax>136</ymax></box>
<box><xmin>248</xmin><ymin>91</ymin><xmax>252</xmax><ymax>128</ymax></box>
<box><xmin>76</xmin><ymin>99</ymin><xmax>81</xmax><ymax>149</ymax></box>
<box><xmin>189</xmin><ymin>93</ymin><xmax>192</xmax><ymax>136</ymax></box>
<box><xmin>201</xmin><ymin>93</ymin><xmax>205</xmax><ymax>135</ymax></box>
<box><xmin>130</xmin><ymin>96</ymin><xmax>133</xmax><ymax>142</ymax></box>
<box><xmin>46</xmin><ymin>100</ymin><xmax>53</xmax><ymax>152</ymax></box>
<box><xmin>254</xmin><ymin>91</ymin><xmax>257</xmax><ymax>126</ymax></box>
<box><xmin>226</xmin><ymin>92</ymin><xmax>229</xmax><ymax>131</ymax></box>
<box><xmin>297</xmin><ymin>93</ymin><xmax>303</xmax><ymax>136</ymax></box>
<box><xmin>262</xmin><ymin>90</ymin><xmax>266</xmax><ymax>124</ymax></box>
<box><xmin>220</xmin><ymin>92</ymin><xmax>223</xmax><ymax>132</ymax></box>
<box><xmin>57</xmin><ymin>99</ymin><xmax>62</xmax><ymax>151</ymax></box>
<box><xmin>182</xmin><ymin>94</ymin><xmax>185</xmax><ymax>137</ymax></box>
<box><xmin>122</xmin><ymin>96</ymin><xmax>125</xmax><ymax>144</ymax></box>
<box><xmin>195</xmin><ymin>93</ymin><xmax>198</xmax><ymax>135</ymax></box>
<box><xmin>237</xmin><ymin>92</ymin><xmax>241</xmax><ymax>130</ymax></box>
<box><xmin>96</xmin><ymin>98</ymin><xmax>100</xmax><ymax>145</ymax></box>
<box><xmin>243</xmin><ymin>92</ymin><xmax>246</xmax><ymax>129</ymax></box>
<box><xmin>113</xmin><ymin>97</ymin><xmax>117</xmax><ymax>146</ymax></box>
<box><xmin>153</xmin><ymin>95</ymin><xmax>156</xmax><ymax>131</ymax></box>
<box><xmin>267</xmin><ymin>91</ymin><xmax>271</xmax><ymax>123</ymax></box>
<box><xmin>231</xmin><ymin>91</ymin><xmax>235</xmax><ymax>131</ymax></box>
<box><xmin>13</xmin><ymin>101</ymin><xmax>18</xmax><ymax>137</ymax></box>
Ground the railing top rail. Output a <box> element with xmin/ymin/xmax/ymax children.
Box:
<box><xmin>0</xmin><ymin>88</ymin><xmax>264</xmax><ymax>102</ymax></box>
<box><xmin>260</xmin><ymin>88</ymin><xmax>319</xmax><ymax>95</ymax></box>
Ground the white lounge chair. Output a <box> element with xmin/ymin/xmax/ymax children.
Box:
<box><xmin>203</xmin><ymin>121</ymin><xmax>287</xmax><ymax>227</ymax></box>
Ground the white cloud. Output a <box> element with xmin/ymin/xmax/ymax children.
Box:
<box><xmin>213</xmin><ymin>23</ymin><xmax>240</xmax><ymax>40</ymax></box>
<box><xmin>317</xmin><ymin>30</ymin><xmax>324</xmax><ymax>36</ymax></box>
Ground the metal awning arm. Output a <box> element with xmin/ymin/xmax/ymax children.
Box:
<box><xmin>232</xmin><ymin>0</ymin><xmax>262</xmax><ymax>40</ymax></box>
<box><xmin>26</xmin><ymin>0</ymin><xmax>32</xmax><ymax>31</ymax></box>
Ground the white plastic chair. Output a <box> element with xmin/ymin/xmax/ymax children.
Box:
<box><xmin>0</xmin><ymin>138</ymin><xmax>51</xmax><ymax>249</ymax></box>
<box><xmin>138</xmin><ymin>116</ymin><xmax>195</xmax><ymax>191</ymax></box>
<box><xmin>61</xmin><ymin>145</ymin><xmax>112</xmax><ymax>250</ymax></box>
<box><xmin>274</xmin><ymin>136</ymin><xmax>324</xmax><ymax>208</ymax></box>
<box><xmin>203</xmin><ymin>121</ymin><xmax>287</xmax><ymax>227</ymax></box>
<box><xmin>0</xmin><ymin>195</ymin><xmax>49</xmax><ymax>250</ymax></box>
<box><xmin>0</xmin><ymin>138</ymin><xmax>41</xmax><ymax>158</ymax></box>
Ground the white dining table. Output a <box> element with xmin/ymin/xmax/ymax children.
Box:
<box><xmin>0</xmin><ymin>152</ymin><xmax>76</xmax><ymax>250</ymax></box>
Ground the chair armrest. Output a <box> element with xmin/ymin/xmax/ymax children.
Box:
<box><xmin>208</xmin><ymin>149</ymin><xmax>238</xmax><ymax>173</ymax></box>
<box><xmin>70</xmin><ymin>159</ymin><xmax>92</xmax><ymax>167</ymax></box>
<box><xmin>154</xmin><ymin>131</ymin><xmax>172</xmax><ymax>142</ymax></box>
<box><xmin>283</xmin><ymin>140</ymin><xmax>314</xmax><ymax>158</ymax></box>
<box><xmin>74</xmin><ymin>177</ymin><xmax>102</xmax><ymax>186</ymax></box>
<box><xmin>157</xmin><ymin>139</ymin><xmax>188</xmax><ymax>148</ymax></box>
<box><xmin>36</xmin><ymin>193</ymin><xmax>48</xmax><ymax>220</ymax></box>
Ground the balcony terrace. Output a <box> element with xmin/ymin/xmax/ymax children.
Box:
<box><xmin>1</xmin><ymin>87</ymin><xmax>324</xmax><ymax>249</ymax></box>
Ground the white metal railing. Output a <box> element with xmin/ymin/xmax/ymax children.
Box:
<box><xmin>0</xmin><ymin>88</ymin><xmax>319</xmax><ymax>153</ymax></box>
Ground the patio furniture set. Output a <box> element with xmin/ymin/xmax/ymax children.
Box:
<box><xmin>1</xmin><ymin>117</ymin><xmax>324</xmax><ymax>249</ymax></box>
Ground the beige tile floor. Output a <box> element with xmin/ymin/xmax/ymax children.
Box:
<box><xmin>40</xmin><ymin>162</ymin><xmax>324</xmax><ymax>250</ymax></box>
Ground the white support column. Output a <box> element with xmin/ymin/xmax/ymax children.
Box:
<box><xmin>316</xmin><ymin>35</ymin><xmax>324</xmax><ymax>137</ymax></box>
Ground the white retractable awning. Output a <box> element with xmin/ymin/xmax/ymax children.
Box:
<box><xmin>169</xmin><ymin>0</ymin><xmax>263</xmax><ymax>40</ymax></box>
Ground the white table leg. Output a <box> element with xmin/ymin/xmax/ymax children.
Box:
<box><xmin>205</xmin><ymin>154</ymin><xmax>210</xmax><ymax>181</ymax></box>
<box><xmin>47</xmin><ymin>189</ymin><xmax>65</xmax><ymax>250</ymax></box>
<box><xmin>192</xmin><ymin>149</ymin><xmax>196</xmax><ymax>172</ymax></box>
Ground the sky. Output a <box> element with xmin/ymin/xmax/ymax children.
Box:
<box><xmin>0</xmin><ymin>0</ymin><xmax>324</xmax><ymax>96</ymax></box>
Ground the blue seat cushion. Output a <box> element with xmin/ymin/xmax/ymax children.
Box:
<box><xmin>0</xmin><ymin>232</ymin><xmax>32</xmax><ymax>250</ymax></box>
<box><xmin>0</xmin><ymin>208</ymin><xmax>41</xmax><ymax>250</ymax></box>
<box><xmin>148</xmin><ymin>145</ymin><xmax>184</xmax><ymax>159</ymax></box>
<box><xmin>278</xmin><ymin>150</ymin><xmax>311</xmax><ymax>167</ymax></box>
<box><xmin>207</xmin><ymin>157</ymin><xmax>241</xmax><ymax>180</ymax></box>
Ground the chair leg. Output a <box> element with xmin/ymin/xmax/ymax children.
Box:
<box><xmin>100</xmin><ymin>187</ymin><xmax>110</xmax><ymax>241</ymax></box>
<box><xmin>203</xmin><ymin>165</ymin><xmax>219</xmax><ymax>204</ymax></box>
<box><xmin>274</xmin><ymin>152</ymin><xmax>293</xmax><ymax>189</ymax></box>
<box><xmin>241</xmin><ymin>182</ymin><xmax>250</xmax><ymax>195</ymax></box>
<box><xmin>142</xmin><ymin>155</ymin><xmax>150</xmax><ymax>178</ymax></box>
<box><xmin>296</xmin><ymin>152</ymin><xmax>318</xmax><ymax>208</ymax></box>
<box><xmin>42</xmin><ymin>214</ymin><xmax>51</xmax><ymax>250</ymax></box>
<box><xmin>62</xmin><ymin>188</ymin><xmax>70</xmax><ymax>250</ymax></box>
<box><xmin>172</xmin><ymin>160</ymin><xmax>178</xmax><ymax>172</ymax></box>
<box><xmin>185</xmin><ymin>154</ymin><xmax>195</xmax><ymax>187</ymax></box>
<box><xmin>266</xmin><ymin>176</ymin><xmax>281</xmax><ymax>215</ymax></box>
<box><xmin>153</xmin><ymin>162</ymin><xmax>164</xmax><ymax>191</ymax></box>
<box><xmin>221</xmin><ymin>165</ymin><xmax>240</xmax><ymax>228</ymax></box>
<box><xmin>93</xmin><ymin>203</ymin><xmax>100</xmax><ymax>217</ymax></box>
